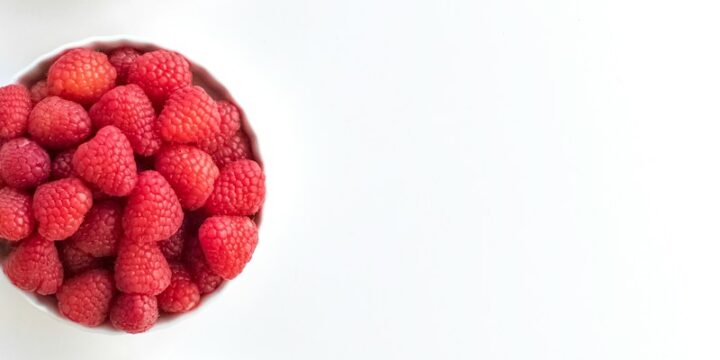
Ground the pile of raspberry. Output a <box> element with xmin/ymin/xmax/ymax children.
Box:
<box><xmin>0</xmin><ymin>46</ymin><xmax>265</xmax><ymax>333</ymax></box>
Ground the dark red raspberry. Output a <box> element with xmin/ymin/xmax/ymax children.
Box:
<box><xmin>157</xmin><ymin>263</ymin><xmax>200</xmax><ymax>313</ymax></box>
<box><xmin>127</xmin><ymin>50</ymin><xmax>192</xmax><ymax>103</ymax></box>
<box><xmin>108</xmin><ymin>47</ymin><xmax>141</xmax><ymax>84</ymax></box>
<box><xmin>157</xmin><ymin>86</ymin><xmax>220</xmax><ymax>144</ymax></box>
<box><xmin>57</xmin><ymin>269</ymin><xmax>114</xmax><ymax>327</ymax></box>
<box><xmin>0</xmin><ymin>138</ymin><xmax>51</xmax><ymax>189</ymax></box>
<box><xmin>2</xmin><ymin>233</ymin><xmax>63</xmax><ymax>295</ymax></box>
<box><xmin>155</xmin><ymin>145</ymin><xmax>219</xmax><ymax>210</ymax></box>
<box><xmin>28</xmin><ymin>96</ymin><xmax>92</xmax><ymax>150</ymax></box>
<box><xmin>205</xmin><ymin>159</ymin><xmax>265</xmax><ymax>216</ymax></box>
<box><xmin>89</xmin><ymin>85</ymin><xmax>161</xmax><ymax>156</ymax></box>
<box><xmin>211</xmin><ymin>132</ymin><xmax>253</xmax><ymax>168</ymax></box>
<box><xmin>198</xmin><ymin>101</ymin><xmax>242</xmax><ymax>153</ymax></box>
<box><xmin>51</xmin><ymin>149</ymin><xmax>77</xmax><ymax>179</ymax></box>
<box><xmin>199</xmin><ymin>216</ymin><xmax>258</xmax><ymax>279</ymax></box>
<box><xmin>0</xmin><ymin>84</ymin><xmax>32</xmax><ymax>140</ymax></box>
<box><xmin>0</xmin><ymin>187</ymin><xmax>34</xmax><ymax>241</ymax></box>
<box><xmin>47</xmin><ymin>48</ymin><xmax>117</xmax><ymax>105</ymax></box>
<box><xmin>110</xmin><ymin>293</ymin><xmax>159</xmax><ymax>334</ymax></box>
<box><xmin>123</xmin><ymin>171</ymin><xmax>184</xmax><ymax>243</ymax></box>
<box><xmin>158</xmin><ymin>220</ymin><xmax>186</xmax><ymax>261</ymax></box>
<box><xmin>114</xmin><ymin>239</ymin><xmax>171</xmax><ymax>295</ymax></box>
<box><xmin>70</xmin><ymin>200</ymin><xmax>122</xmax><ymax>257</ymax></box>
<box><xmin>30</xmin><ymin>80</ymin><xmax>48</xmax><ymax>104</ymax></box>
<box><xmin>183</xmin><ymin>236</ymin><xmax>223</xmax><ymax>294</ymax></box>
<box><xmin>33</xmin><ymin>177</ymin><xmax>93</xmax><ymax>241</ymax></box>
<box><xmin>58</xmin><ymin>242</ymin><xmax>103</xmax><ymax>275</ymax></box>
<box><xmin>73</xmin><ymin>126</ymin><xmax>138</xmax><ymax>196</ymax></box>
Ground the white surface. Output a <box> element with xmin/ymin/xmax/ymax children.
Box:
<box><xmin>1</xmin><ymin>0</ymin><xmax>719</xmax><ymax>359</ymax></box>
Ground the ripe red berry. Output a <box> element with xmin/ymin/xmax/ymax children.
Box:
<box><xmin>0</xmin><ymin>84</ymin><xmax>32</xmax><ymax>140</ymax></box>
<box><xmin>211</xmin><ymin>132</ymin><xmax>252</xmax><ymax>168</ymax></box>
<box><xmin>58</xmin><ymin>242</ymin><xmax>103</xmax><ymax>275</ymax></box>
<box><xmin>73</xmin><ymin>126</ymin><xmax>138</xmax><ymax>196</ymax></box>
<box><xmin>51</xmin><ymin>149</ymin><xmax>77</xmax><ymax>180</ymax></box>
<box><xmin>183</xmin><ymin>236</ymin><xmax>223</xmax><ymax>294</ymax></box>
<box><xmin>57</xmin><ymin>269</ymin><xmax>114</xmax><ymax>327</ymax></box>
<box><xmin>89</xmin><ymin>85</ymin><xmax>161</xmax><ymax>156</ymax></box>
<box><xmin>108</xmin><ymin>47</ymin><xmax>141</xmax><ymax>84</ymax></box>
<box><xmin>158</xmin><ymin>220</ymin><xmax>186</xmax><ymax>261</ymax></box>
<box><xmin>28</xmin><ymin>96</ymin><xmax>92</xmax><ymax>150</ymax></box>
<box><xmin>33</xmin><ymin>177</ymin><xmax>93</xmax><ymax>241</ymax></box>
<box><xmin>157</xmin><ymin>86</ymin><xmax>220</xmax><ymax>145</ymax></box>
<box><xmin>115</xmin><ymin>239</ymin><xmax>171</xmax><ymax>295</ymax></box>
<box><xmin>123</xmin><ymin>171</ymin><xmax>184</xmax><ymax>243</ymax></box>
<box><xmin>198</xmin><ymin>101</ymin><xmax>242</xmax><ymax>153</ymax></box>
<box><xmin>30</xmin><ymin>80</ymin><xmax>48</xmax><ymax>104</ymax></box>
<box><xmin>127</xmin><ymin>50</ymin><xmax>192</xmax><ymax>103</ymax></box>
<box><xmin>110</xmin><ymin>293</ymin><xmax>159</xmax><ymax>334</ymax></box>
<box><xmin>70</xmin><ymin>200</ymin><xmax>122</xmax><ymax>257</ymax></box>
<box><xmin>155</xmin><ymin>145</ymin><xmax>219</xmax><ymax>210</ymax></box>
<box><xmin>47</xmin><ymin>48</ymin><xmax>117</xmax><ymax>105</ymax></box>
<box><xmin>0</xmin><ymin>187</ymin><xmax>35</xmax><ymax>241</ymax></box>
<box><xmin>2</xmin><ymin>233</ymin><xmax>63</xmax><ymax>295</ymax></box>
<box><xmin>205</xmin><ymin>159</ymin><xmax>265</xmax><ymax>216</ymax></box>
<box><xmin>199</xmin><ymin>216</ymin><xmax>258</xmax><ymax>279</ymax></box>
<box><xmin>157</xmin><ymin>263</ymin><xmax>201</xmax><ymax>313</ymax></box>
<box><xmin>0</xmin><ymin>138</ymin><xmax>51</xmax><ymax>189</ymax></box>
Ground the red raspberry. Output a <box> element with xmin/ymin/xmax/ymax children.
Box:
<box><xmin>47</xmin><ymin>48</ymin><xmax>117</xmax><ymax>105</ymax></box>
<box><xmin>59</xmin><ymin>242</ymin><xmax>103</xmax><ymax>275</ymax></box>
<box><xmin>157</xmin><ymin>263</ymin><xmax>200</xmax><ymax>313</ymax></box>
<box><xmin>2</xmin><ymin>233</ymin><xmax>63</xmax><ymax>295</ymax></box>
<box><xmin>198</xmin><ymin>101</ymin><xmax>242</xmax><ymax>153</ymax></box>
<box><xmin>109</xmin><ymin>294</ymin><xmax>158</xmax><ymax>334</ymax></box>
<box><xmin>211</xmin><ymin>132</ymin><xmax>252</xmax><ymax>168</ymax></box>
<box><xmin>28</xmin><ymin>97</ymin><xmax>92</xmax><ymax>150</ymax></box>
<box><xmin>33</xmin><ymin>177</ymin><xmax>93</xmax><ymax>241</ymax></box>
<box><xmin>157</xmin><ymin>86</ymin><xmax>220</xmax><ymax>144</ymax></box>
<box><xmin>198</xmin><ymin>216</ymin><xmax>258</xmax><ymax>279</ymax></box>
<box><xmin>89</xmin><ymin>85</ymin><xmax>161</xmax><ymax>156</ymax></box>
<box><xmin>155</xmin><ymin>145</ymin><xmax>219</xmax><ymax>210</ymax></box>
<box><xmin>183</xmin><ymin>236</ymin><xmax>223</xmax><ymax>294</ymax></box>
<box><xmin>30</xmin><ymin>80</ymin><xmax>48</xmax><ymax>104</ymax></box>
<box><xmin>0</xmin><ymin>84</ymin><xmax>32</xmax><ymax>140</ymax></box>
<box><xmin>158</xmin><ymin>220</ymin><xmax>186</xmax><ymax>261</ymax></box>
<box><xmin>70</xmin><ymin>200</ymin><xmax>122</xmax><ymax>257</ymax></box>
<box><xmin>72</xmin><ymin>126</ymin><xmax>138</xmax><ymax>196</ymax></box>
<box><xmin>205</xmin><ymin>159</ymin><xmax>265</xmax><ymax>216</ymax></box>
<box><xmin>51</xmin><ymin>149</ymin><xmax>77</xmax><ymax>180</ymax></box>
<box><xmin>127</xmin><ymin>50</ymin><xmax>192</xmax><ymax>103</ymax></box>
<box><xmin>0</xmin><ymin>187</ymin><xmax>34</xmax><ymax>241</ymax></box>
<box><xmin>57</xmin><ymin>269</ymin><xmax>114</xmax><ymax>327</ymax></box>
<box><xmin>123</xmin><ymin>171</ymin><xmax>184</xmax><ymax>243</ymax></box>
<box><xmin>108</xmin><ymin>47</ymin><xmax>140</xmax><ymax>84</ymax></box>
<box><xmin>0</xmin><ymin>138</ymin><xmax>51</xmax><ymax>189</ymax></box>
<box><xmin>114</xmin><ymin>239</ymin><xmax>171</xmax><ymax>295</ymax></box>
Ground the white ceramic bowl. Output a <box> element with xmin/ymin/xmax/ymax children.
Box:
<box><xmin>1</xmin><ymin>36</ymin><xmax>264</xmax><ymax>335</ymax></box>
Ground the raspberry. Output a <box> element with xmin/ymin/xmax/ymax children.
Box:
<box><xmin>123</xmin><ymin>171</ymin><xmax>184</xmax><ymax>243</ymax></box>
<box><xmin>0</xmin><ymin>187</ymin><xmax>34</xmax><ymax>241</ymax></box>
<box><xmin>157</xmin><ymin>263</ymin><xmax>200</xmax><ymax>313</ymax></box>
<box><xmin>155</xmin><ymin>145</ymin><xmax>219</xmax><ymax>210</ymax></box>
<box><xmin>108</xmin><ymin>47</ymin><xmax>140</xmax><ymax>84</ymax></box>
<box><xmin>198</xmin><ymin>216</ymin><xmax>258</xmax><ymax>279</ymax></box>
<box><xmin>33</xmin><ymin>177</ymin><xmax>93</xmax><ymax>241</ymax></box>
<box><xmin>211</xmin><ymin>132</ymin><xmax>252</xmax><ymax>168</ymax></box>
<box><xmin>30</xmin><ymin>80</ymin><xmax>48</xmax><ymax>104</ymax></box>
<box><xmin>28</xmin><ymin>97</ymin><xmax>92</xmax><ymax>150</ymax></box>
<box><xmin>2</xmin><ymin>233</ymin><xmax>63</xmax><ymax>295</ymax></box>
<box><xmin>158</xmin><ymin>220</ymin><xmax>186</xmax><ymax>261</ymax></box>
<box><xmin>0</xmin><ymin>138</ymin><xmax>51</xmax><ymax>189</ymax></box>
<box><xmin>183</xmin><ymin>236</ymin><xmax>223</xmax><ymax>294</ymax></box>
<box><xmin>89</xmin><ymin>85</ymin><xmax>161</xmax><ymax>156</ymax></box>
<box><xmin>205</xmin><ymin>159</ymin><xmax>265</xmax><ymax>216</ymax></box>
<box><xmin>58</xmin><ymin>242</ymin><xmax>103</xmax><ymax>275</ymax></box>
<box><xmin>114</xmin><ymin>239</ymin><xmax>171</xmax><ymax>295</ymax></box>
<box><xmin>57</xmin><ymin>269</ymin><xmax>114</xmax><ymax>327</ymax></box>
<box><xmin>109</xmin><ymin>294</ymin><xmax>158</xmax><ymax>334</ymax></box>
<box><xmin>198</xmin><ymin>101</ymin><xmax>242</xmax><ymax>153</ymax></box>
<box><xmin>127</xmin><ymin>50</ymin><xmax>192</xmax><ymax>103</ymax></box>
<box><xmin>157</xmin><ymin>86</ymin><xmax>220</xmax><ymax>144</ymax></box>
<box><xmin>0</xmin><ymin>84</ymin><xmax>32</xmax><ymax>140</ymax></box>
<box><xmin>73</xmin><ymin>126</ymin><xmax>138</xmax><ymax>196</ymax></box>
<box><xmin>70</xmin><ymin>200</ymin><xmax>122</xmax><ymax>257</ymax></box>
<box><xmin>51</xmin><ymin>149</ymin><xmax>77</xmax><ymax>180</ymax></box>
<box><xmin>47</xmin><ymin>48</ymin><xmax>117</xmax><ymax>105</ymax></box>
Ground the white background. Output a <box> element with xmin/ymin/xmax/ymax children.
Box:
<box><xmin>1</xmin><ymin>0</ymin><xmax>719</xmax><ymax>359</ymax></box>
